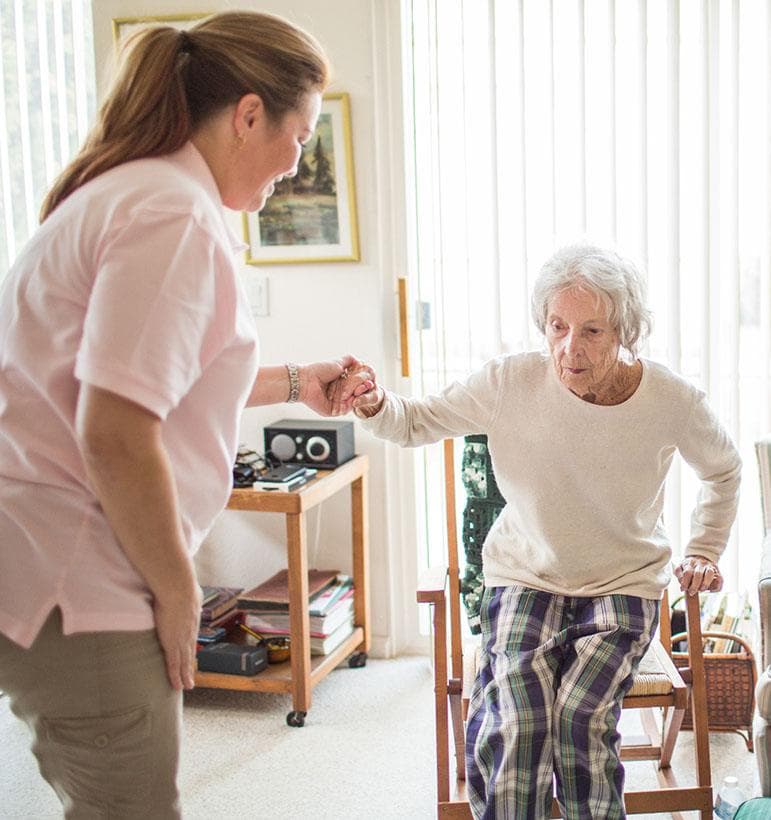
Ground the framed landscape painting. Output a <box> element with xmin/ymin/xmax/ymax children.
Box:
<box><xmin>111</xmin><ymin>13</ymin><xmax>209</xmax><ymax>46</ymax></box>
<box><xmin>243</xmin><ymin>93</ymin><xmax>360</xmax><ymax>265</ymax></box>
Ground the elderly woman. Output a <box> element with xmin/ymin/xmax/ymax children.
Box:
<box><xmin>353</xmin><ymin>244</ymin><xmax>741</xmax><ymax>819</ymax></box>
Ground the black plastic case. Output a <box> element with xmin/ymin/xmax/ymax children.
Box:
<box><xmin>196</xmin><ymin>642</ymin><xmax>268</xmax><ymax>676</ymax></box>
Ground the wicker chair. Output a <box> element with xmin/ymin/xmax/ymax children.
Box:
<box><xmin>755</xmin><ymin>435</ymin><xmax>771</xmax><ymax>794</ymax></box>
<box><xmin>417</xmin><ymin>437</ymin><xmax>714</xmax><ymax>818</ymax></box>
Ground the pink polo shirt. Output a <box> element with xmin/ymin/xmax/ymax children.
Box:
<box><xmin>0</xmin><ymin>143</ymin><xmax>260</xmax><ymax>648</ymax></box>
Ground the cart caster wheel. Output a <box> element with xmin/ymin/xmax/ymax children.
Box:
<box><xmin>348</xmin><ymin>651</ymin><xmax>367</xmax><ymax>668</ymax></box>
<box><xmin>286</xmin><ymin>710</ymin><xmax>306</xmax><ymax>728</ymax></box>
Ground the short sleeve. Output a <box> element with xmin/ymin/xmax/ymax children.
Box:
<box><xmin>75</xmin><ymin>210</ymin><xmax>235</xmax><ymax>419</ymax></box>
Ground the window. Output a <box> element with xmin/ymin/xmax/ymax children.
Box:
<box><xmin>403</xmin><ymin>0</ymin><xmax>770</xmax><ymax>596</ymax></box>
<box><xmin>0</xmin><ymin>0</ymin><xmax>96</xmax><ymax>271</ymax></box>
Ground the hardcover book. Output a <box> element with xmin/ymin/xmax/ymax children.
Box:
<box><xmin>205</xmin><ymin>608</ymin><xmax>243</xmax><ymax>631</ymax></box>
<box><xmin>238</xmin><ymin>569</ymin><xmax>341</xmax><ymax>611</ymax></box>
<box><xmin>200</xmin><ymin>586</ymin><xmax>243</xmax><ymax>622</ymax></box>
<box><xmin>308</xmin><ymin>575</ymin><xmax>353</xmax><ymax>616</ymax></box>
<box><xmin>245</xmin><ymin>590</ymin><xmax>355</xmax><ymax>638</ymax></box>
<box><xmin>310</xmin><ymin>617</ymin><xmax>355</xmax><ymax>656</ymax></box>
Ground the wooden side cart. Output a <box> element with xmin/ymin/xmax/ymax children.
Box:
<box><xmin>194</xmin><ymin>454</ymin><xmax>370</xmax><ymax>727</ymax></box>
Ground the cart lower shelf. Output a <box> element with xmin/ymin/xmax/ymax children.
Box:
<box><xmin>194</xmin><ymin>626</ymin><xmax>365</xmax><ymax>693</ymax></box>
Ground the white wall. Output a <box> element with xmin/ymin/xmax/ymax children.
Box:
<box><xmin>91</xmin><ymin>0</ymin><xmax>423</xmax><ymax>656</ymax></box>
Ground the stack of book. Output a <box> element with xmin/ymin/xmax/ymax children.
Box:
<box><xmin>238</xmin><ymin>570</ymin><xmax>355</xmax><ymax>656</ymax></box>
<box><xmin>198</xmin><ymin>585</ymin><xmax>243</xmax><ymax>644</ymax></box>
<box><xmin>700</xmin><ymin>591</ymin><xmax>754</xmax><ymax>653</ymax></box>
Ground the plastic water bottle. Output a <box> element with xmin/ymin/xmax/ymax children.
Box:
<box><xmin>714</xmin><ymin>775</ymin><xmax>746</xmax><ymax>819</ymax></box>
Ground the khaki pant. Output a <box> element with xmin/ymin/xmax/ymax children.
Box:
<box><xmin>0</xmin><ymin>608</ymin><xmax>182</xmax><ymax>819</ymax></box>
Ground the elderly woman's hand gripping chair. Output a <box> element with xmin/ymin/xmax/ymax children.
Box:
<box><xmin>418</xmin><ymin>437</ymin><xmax>714</xmax><ymax>818</ymax></box>
<box><xmin>754</xmin><ymin>435</ymin><xmax>771</xmax><ymax>794</ymax></box>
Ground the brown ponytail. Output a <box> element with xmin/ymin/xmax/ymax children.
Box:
<box><xmin>40</xmin><ymin>11</ymin><xmax>330</xmax><ymax>221</ymax></box>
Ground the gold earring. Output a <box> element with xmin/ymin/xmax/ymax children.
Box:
<box><xmin>236</xmin><ymin>132</ymin><xmax>246</xmax><ymax>149</ymax></box>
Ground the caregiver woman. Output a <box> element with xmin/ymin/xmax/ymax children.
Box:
<box><xmin>0</xmin><ymin>11</ymin><xmax>370</xmax><ymax>818</ymax></box>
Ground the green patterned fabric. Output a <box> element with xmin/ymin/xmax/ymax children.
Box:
<box><xmin>460</xmin><ymin>435</ymin><xmax>504</xmax><ymax>634</ymax></box>
<box><xmin>461</xmin><ymin>434</ymin><xmax>505</xmax><ymax>503</ymax></box>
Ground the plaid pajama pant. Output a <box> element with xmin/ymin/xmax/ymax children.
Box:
<box><xmin>466</xmin><ymin>586</ymin><xmax>660</xmax><ymax>820</ymax></box>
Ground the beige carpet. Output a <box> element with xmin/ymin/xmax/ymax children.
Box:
<box><xmin>0</xmin><ymin>655</ymin><xmax>760</xmax><ymax>819</ymax></box>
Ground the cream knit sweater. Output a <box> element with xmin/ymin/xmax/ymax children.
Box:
<box><xmin>360</xmin><ymin>352</ymin><xmax>741</xmax><ymax>600</ymax></box>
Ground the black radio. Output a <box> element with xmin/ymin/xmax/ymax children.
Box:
<box><xmin>264</xmin><ymin>419</ymin><xmax>355</xmax><ymax>470</ymax></box>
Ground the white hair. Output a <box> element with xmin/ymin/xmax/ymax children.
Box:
<box><xmin>530</xmin><ymin>244</ymin><xmax>653</xmax><ymax>356</ymax></box>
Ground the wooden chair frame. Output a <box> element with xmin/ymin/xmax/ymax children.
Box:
<box><xmin>417</xmin><ymin>439</ymin><xmax>714</xmax><ymax>819</ymax></box>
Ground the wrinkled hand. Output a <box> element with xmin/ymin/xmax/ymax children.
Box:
<box><xmin>352</xmin><ymin>380</ymin><xmax>385</xmax><ymax>418</ymax></box>
<box><xmin>153</xmin><ymin>585</ymin><xmax>202</xmax><ymax>690</ymax></box>
<box><xmin>674</xmin><ymin>555</ymin><xmax>723</xmax><ymax>596</ymax></box>
<box><xmin>300</xmin><ymin>355</ymin><xmax>375</xmax><ymax>416</ymax></box>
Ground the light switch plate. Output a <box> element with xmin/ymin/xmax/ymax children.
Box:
<box><xmin>250</xmin><ymin>275</ymin><xmax>269</xmax><ymax>317</ymax></box>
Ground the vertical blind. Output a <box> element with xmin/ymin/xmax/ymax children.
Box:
<box><xmin>403</xmin><ymin>0</ymin><xmax>770</xmax><ymax>595</ymax></box>
<box><xmin>0</xmin><ymin>0</ymin><xmax>95</xmax><ymax>273</ymax></box>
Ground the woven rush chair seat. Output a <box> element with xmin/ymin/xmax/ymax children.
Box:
<box><xmin>628</xmin><ymin>645</ymin><xmax>676</xmax><ymax>697</ymax></box>
<box><xmin>418</xmin><ymin>436</ymin><xmax>714</xmax><ymax>819</ymax></box>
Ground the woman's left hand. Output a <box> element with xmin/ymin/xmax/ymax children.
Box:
<box><xmin>673</xmin><ymin>555</ymin><xmax>723</xmax><ymax>596</ymax></box>
<box><xmin>300</xmin><ymin>355</ymin><xmax>375</xmax><ymax>416</ymax></box>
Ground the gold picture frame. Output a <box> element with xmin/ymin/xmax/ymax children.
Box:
<box><xmin>111</xmin><ymin>13</ymin><xmax>210</xmax><ymax>47</ymax></box>
<box><xmin>243</xmin><ymin>93</ymin><xmax>360</xmax><ymax>265</ymax></box>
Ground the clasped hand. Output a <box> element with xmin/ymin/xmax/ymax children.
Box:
<box><xmin>300</xmin><ymin>355</ymin><xmax>375</xmax><ymax>416</ymax></box>
<box><xmin>317</xmin><ymin>357</ymin><xmax>382</xmax><ymax>417</ymax></box>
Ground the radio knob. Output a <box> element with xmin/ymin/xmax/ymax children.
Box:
<box><xmin>306</xmin><ymin>435</ymin><xmax>331</xmax><ymax>462</ymax></box>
